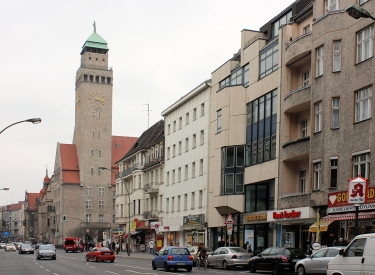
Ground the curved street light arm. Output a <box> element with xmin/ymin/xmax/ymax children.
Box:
<box><xmin>0</xmin><ymin>118</ymin><xmax>42</xmax><ymax>135</ymax></box>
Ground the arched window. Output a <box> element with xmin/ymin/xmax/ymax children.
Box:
<box><xmin>91</xmin><ymin>167</ymin><xmax>94</xmax><ymax>175</ymax></box>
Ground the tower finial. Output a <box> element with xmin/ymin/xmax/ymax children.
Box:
<box><xmin>93</xmin><ymin>21</ymin><xmax>96</xmax><ymax>33</ymax></box>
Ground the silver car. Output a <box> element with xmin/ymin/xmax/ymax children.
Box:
<box><xmin>36</xmin><ymin>245</ymin><xmax>56</xmax><ymax>260</ymax></box>
<box><xmin>5</xmin><ymin>243</ymin><xmax>16</xmax><ymax>252</ymax></box>
<box><xmin>295</xmin><ymin>247</ymin><xmax>341</xmax><ymax>275</ymax></box>
<box><xmin>207</xmin><ymin>246</ymin><xmax>251</xmax><ymax>270</ymax></box>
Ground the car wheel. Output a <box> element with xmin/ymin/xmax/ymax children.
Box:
<box><xmin>243</xmin><ymin>265</ymin><xmax>249</xmax><ymax>270</ymax></box>
<box><xmin>249</xmin><ymin>262</ymin><xmax>256</xmax><ymax>273</ymax></box>
<box><xmin>110</xmin><ymin>260</ymin><xmax>114</xmax><ymax>263</ymax></box>
<box><xmin>187</xmin><ymin>267</ymin><xmax>192</xmax><ymax>272</ymax></box>
<box><xmin>85</xmin><ymin>256</ymin><xmax>89</xmax><ymax>261</ymax></box>
<box><xmin>53</xmin><ymin>257</ymin><xmax>56</xmax><ymax>260</ymax></box>
<box><xmin>272</xmin><ymin>263</ymin><xmax>280</xmax><ymax>275</ymax></box>
<box><xmin>152</xmin><ymin>261</ymin><xmax>157</xmax><ymax>270</ymax></box>
<box><xmin>94</xmin><ymin>256</ymin><xmax>98</xmax><ymax>262</ymax></box>
<box><xmin>65</xmin><ymin>250</ymin><xmax>68</xmax><ymax>253</ymax></box>
<box><xmin>164</xmin><ymin>263</ymin><xmax>170</xmax><ymax>272</ymax></box>
<box><xmin>37</xmin><ymin>257</ymin><xmax>40</xmax><ymax>260</ymax></box>
<box><xmin>222</xmin><ymin>260</ymin><xmax>229</xmax><ymax>270</ymax></box>
<box><xmin>297</xmin><ymin>265</ymin><xmax>305</xmax><ymax>275</ymax></box>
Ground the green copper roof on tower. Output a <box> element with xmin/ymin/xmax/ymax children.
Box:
<box><xmin>81</xmin><ymin>21</ymin><xmax>108</xmax><ymax>54</ymax></box>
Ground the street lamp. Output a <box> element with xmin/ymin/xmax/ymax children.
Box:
<box><xmin>0</xmin><ymin>118</ymin><xmax>42</xmax><ymax>134</ymax></box>
<box><xmin>346</xmin><ymin>4</ymin><xmax>375</xmax><ymax>20</ymax></box>
<box><xmin>99</xmin><ymin>166</ymin><xmax>131</xmax><ymax>256</ymax></box>
<box><xmin>0</xmin><ymin>188</ymin><xmax>9</xmax><ymax>190</ymax></box>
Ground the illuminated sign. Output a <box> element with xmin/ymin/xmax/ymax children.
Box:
<box><xmin>328</xmin><ymin>187</ymin><xmax>375</xmax><ymax>208</ymax></box>
<box><xmin>273</xmin><ymin>210</ymin><xmax>301</xmax><ymax>219</ymax></box>
<box><xmin>245</xmin><ymin>214</ymin><xmax>267</xmax><ymax>221</ymax></box>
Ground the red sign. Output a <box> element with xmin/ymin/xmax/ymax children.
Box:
<box><xmin>348</xmin><ymin>176</ymin><xmax>368</xmax><ymax>204</ymax></box>
<box><xmin>224</xmin><ymin>213</ymin><xmax>235</xmax><ymax>224</ymax></box>
<box><xmin>272</xmin><ymin>210</ymin><xmax>301</xmax><ymax>219</ymax></box>
<box><xmin>328</xmin><ymin>186</ymin><xmax>375</xmax><ymax>208</ymax></box>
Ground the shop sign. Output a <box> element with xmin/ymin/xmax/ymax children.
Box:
<box><xmin>348</xmin><ymin>176</ymin><xmax>368</xmax><ymax>204</ymax></box>
<box><xmin>327</xmin><ymin>203</ymin><xmax>375</xmax><ymax>213</ymax></box>
<box><xmin>183</xmin><ymin>214</ymin><xmax>204</xmax><ymax>227</ymax></box>
<box><xmin>150</xmin><ymin>221</ymin><xmax>161</xmax><ymax>229</ymax></box>
<box><xmin>328</xmin><ymin>187</ymin><xmax>375</xmax><ymax>208</ymax></box>
<box><xmin>273</xmin><ymin>210</ymin><xmax>301</xmax><ymax>219</ymax></box>
<box><xmin>130</xmin><ymin>221</ymin><xmax>137</xmax><ymax>232</ymax></box>
<box><xmin>267</xmin><ymin>207</ymin><xmax>313</xmax><ymax>222</ymax></box>
<box><xmin>244</xmin><ymin>214</ymin><xmax>267</xmax><ymax>221</ymax></box>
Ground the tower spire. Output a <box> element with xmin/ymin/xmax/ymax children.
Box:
<box><xmin>93</xmin><ymin>21</ymin><xmax>96</xmax><ymax>33</ymax></box>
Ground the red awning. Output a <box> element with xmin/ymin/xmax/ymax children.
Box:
<box><xmin>323</xmin><ymin>211</ymin><xmax>375</xmax><ymax>221</ymax></box>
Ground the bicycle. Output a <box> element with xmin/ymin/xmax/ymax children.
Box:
<box><xmin>197</xmin><ymin>255</ymin><xmax>208</xmax><ymax>269</ymax></box>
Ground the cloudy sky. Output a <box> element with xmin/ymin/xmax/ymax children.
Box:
<box><xmin>0</xmin><ymin>0</ymin><xmax>294</xmax><ymax>204</ymax></box>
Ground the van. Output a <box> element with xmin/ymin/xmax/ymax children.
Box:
<box><xmin>327</xmin><ymin>233</ymin><xmax>375</xmax><ymax>275</ymax></box>
<box><xmin>64</xmin><ymin>237</ymin><xmax>84</xmax><ymax>253</ymax></box>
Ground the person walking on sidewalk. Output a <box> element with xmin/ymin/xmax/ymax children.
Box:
<box><xmin>115</xmin><ymin>242</ymin><xmax>119</xmax><ymax>255</ymax></box>
<box><xmin>149</xmin><ymin>239</ymin><xmax>155</xmax><ymax>255</ymax></box>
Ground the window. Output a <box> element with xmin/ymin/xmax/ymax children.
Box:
<box><xmin>325</xmin><ymin>0</ymin><xmax>339</xmax><ymax>13</ymax></box>
<box><xmin>303</xmin><ymin>25</ymin><xmax>310</xmax><ymax>34</ymax></box>
<box><xmin>333</xmin><ymin>40</ymin><xmax>341</xmax><ymax>72</ymax></box>
<box><xmin>193</xmin><ymin>134</ymin><xmax>196</xmax><ymax>148</ymax></box>
<box><xmin>184</xmin><ymin>194</ymin><xmax>188</xmax><ymax>210</ymax></box>
<box><xmin>177</xmin><ymin>195</ymin><xmax>181</xmax><ymax>212</ymax></box>
<box><xmin>166</xmin><ymin>198</ymin><xmax>169</xmax><ymax>213</ymax></box>
<box><xmin>301</xmin><ymin>119</ymin><xmax>308</xmax><ymax>138</ymax></box>
<box><xmin>192</xmin><ymin>162</ymin><xmax>195</xmax><ymax>178</ymax></box>
<box><xmin>272</xmin><ymin>10</ymin><xmax>292</xmax><ymax>37</ymax></box>
<box><xmin>200</xmin><ymin>130</ymin><xmax>204</xmax><ymax>145</ymax></box>
<box><xmin>193</xmin><ymin>108</ymin><xmax>197</xmax><ymax>120</ymax></box>
<box><xmin>185</xmin><ymin>165</ymin><xmax>188</xmax><ymax>180</ymax></box>
<box><xmin>86</xmin><ymin>200</ymin><xmax>92</xmax><ymax>209</ymax></box>
<box><xmin>178</xmin><ymin>141</ymin><xmax>182</xmax><ymax>155</ymax></box>
<box><xmin>171</xmin><ymin>197</ymin><xmax>175</xmax><ymax>212</ymax></box>
<box><xmin>191</xmin><ymin>192</ymin><xmax>195</xmax><ymax>210</ymax></box>
<box><xmin>199</xmin><ymin>190</ymin><xmax>203</xmax><ymax>208</ymax></box>
<box><xmin>316</xmin><ymin>46</ymin><xmax>324</xmax><ymax>77</ymax></box>
<box><xmin>99</xmin><ymin>214</ymin><xmax>104</xmax><ymax>222</ymax></box>
<box><xmin>360</xmin><ymin>0</ymin><xmax>369</xmax><ymax>4</ymax></box>
<box><xmin>121</xmin><ymin>204</ymin><xmax>123</xmax><ymax>217</ymax></box>
<box><xmin>173</xmin><ymin>121</ymin><xmax>176</xmax><ymax>132</ymax></box>
<box><xmin>303</xmin><ymin>71</ymin><xmax>310</xmax><ymax>86</ymax></box>
<box><xmin>220</xmin><ymin>77</ymin><xmax>230</xmax><ymax>89</ymax></box>
<box><xmin>99</xmin><ymin>200</ymin><xmax>104</xmax><ymax>210</ymax></box>
<box><xmin>113</xmin><ymin>199</ymin><xmax>115</xmax><ymax>209</ymax></box>
<box><xmin>99</xmin><ymin>187</ymin><xmax>104</xmax><ymax>196</ymax></box>
<box><xmin>201</xmin><ymin>103</ymin><xmax>205</xmax><ymax>116</ymax></box>
<box><xmin>330</xmin><ymin>158</ymin><xmax>338</xmax><ymax>188</ymax></box>
<box><xmin>344</xmin><ymin>238</ymin><xmax>367</xmax><ymax>257</ymax></box>
<box><xmin>245</xmin><ymin>181</ymin><xmax>275</xmax><ymax>212</ymax></box>
<box><xmin>217</xmin><ymin>109</ymin><xmax>222</xmax><ymax>132</ymax></box>
<box><xmin>112</xmin><ymin>214</ymin><xmax>115</xmax><ymax>223</ymax></box>
<box><xmin>244</xmin><ymin>64</ymin><xmax>250</xmax><ymax>87</ymax></box>
<box><xmin>166</xmin><ymin>172</ymin><xmax>169</xmax><ymax>185</ymax></box>
<box><xmin>259</xmin><ymin>41</ymin><xmax>279</xmax><ymax>78</ymax></box>
<box><xmin>86</xmin><ymin>214</ymin><xmax>91</xmax><ymax>222</ymax></box>
<box><xmin>179</xmin><ymin>117</ymin><xmax>182</xmax><ymax>129</ymax></box>
<box><xmin>98</xmin><ymin>166</ymin><xmax>101</xmax><ymax>175</ymax></box>
<box><xmin>178</xmin><ymin>167</ymin><xmax>181</xmax><ymax>182</ymax></box>
<box><xmin>173</xmin><ymin>144</ymin><xmax>176</xmax><ymax>157</ymax></box>
<box><xmin>299</xmin><ymin>170</ymin><xmax>306</xmax><ymax>194</ymax></box>
<box><xmin>315</xmin><ymin>101</ymin><xmax>322</xmax><ymax>132</ymax></box>
<box><xmin>353</xmin><ymin>152</ymin><xmax>370</xmax><ymax>178</ymax></box>
<box><xmin>86</xmin><ymin>187</ymin><xmax>92</xmax><ymax>196</ymax></box>
<box><xmin>185</xmin><ymin>138</ymin><xmax>189</xmax><ymax>152</ymax></box>
<box><xmin>221</xmin><ymin>146</ymin><xmax>245</xmax><ymax>194</ymax></box>
<box><xmin>168</xmin><ymin>124</ymin><xmax>170</xmax><ymax>135</ymax></box>
<box><xmin>91</xmin><ymin>167</ymin><xmax>94</xmax><ymax>174</ymax></box>
<box><xmin>172</xmin><ymin>170</ymin><xmax>175</xmax><ymax>184</ymax></box>
<box><xmin>313</xmin><ymin>161</ymin><xmax>321</xmax><ymax>190</ymax></box>
<box><xmin>231</xmin><ymin>67</ymin><xmax>242</xmax><ymax>85</ymax></box>
<box><xmin>357</xmin><ymin>25</ymin><xmax>374</xmax><ymax>63</ymax></box>
<box><xmin>167</xmin><ymin>147</ymin><xmax>170</xmax><ymax>160</ymax></box>
<box><xmin>186</xmin><ymin>113</ymin><xmax>189</xmax><ymax>125</ymax></box>
<box><xmin>200</xmin><ymin>159</ymin><xmax>203</xmax><ymax>176</ymax></box>
<box><xmin>332</xmin><ymin>97</ymin><xmax>340</xmax><ymax>128</ymax></box>
<box><xmin>355</xmin><ymin>86</ymin><xmax>372</xmax><ymax>122</ymax></box>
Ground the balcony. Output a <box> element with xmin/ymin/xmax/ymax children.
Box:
<box><xmin>282</xmin><ymin>137</ymin><xmax>310</xmax><ymax>161</ymax></box>
<box><xmin>284</xmin><ymin>85</ymin><xmax>311</xmax><ymax>113</ymax></box>
<box><xmin>144</xmin><ymin>182</ymin><xmax>159</xmax><ymax>194</ymax></box>
<box><xmin>143</xmin><ymin>210</ymin><xmax>159</xmax><ymax>220</ymax></box>
<box><xmin>285</xmin><ymin>32</ymin><xmax>312</xmax><ymax>66</ymax></box>
<box><xmin>117</xmin><ymin>163</ymin><xmax>144</xmax><ymax>178</ymax></box>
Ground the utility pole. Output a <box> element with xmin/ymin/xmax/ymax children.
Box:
<box><xmin>142</xmin><ymin>103</ymin><xmax>153</xmax><ymax>129</ymax></box>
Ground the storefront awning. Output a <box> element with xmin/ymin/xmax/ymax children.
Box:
<box><xmin>309</xmin><ymin>219</ymin><xmax>334</xmax><ymax>232</ymax></box>
<box><xmin>122</xmin><ymin>231</ymin><xmax>142</xmax><ymax>238</ymax></box>
<box><xmin>323</xmin><ymin>211</ymin><xmax>375</xmax><ymax>221</ymax></box>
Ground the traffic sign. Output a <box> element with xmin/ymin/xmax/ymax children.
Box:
<box><xmin>118</xmin><ymin>231</ymin><xmax>123</xmax><ymax>236</ymax></box>
<box><xmin>224</xmin><ymin>213</ymin><xmax>235</xmax><ymax>224</ymax></box>
<box><xmin>1</xmin><ymin>231</ymin><xmax>10</xmax><ymax>237</ymax></box>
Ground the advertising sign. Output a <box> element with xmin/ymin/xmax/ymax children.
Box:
<box><xmin>328</xmin><ymin>184</ymin><xmax>374</xmax><ymax>208</ymax></box>
<box><xmin>130</xmin><ymin>221</ymin><xmax>137</xmax><ymax>232</ymax></box>
<box><xmin>244</xmin><ymin>230</ymin><xmax>254</xmax><ymax>253</ymax></box>
<box><xmin>183</xmin><ymin>214</ymin><xmax>204</xmax><ymax>227</ymax></box>
<box><xmin>348</xmin><ymin>177</ymin><xmax>368</xmax><ymax>204</ymax></box>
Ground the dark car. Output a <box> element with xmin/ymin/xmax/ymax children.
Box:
<box><xmin>152</xmin><ymin>246</ymin><xmax>193</xmax><ymax>272</ymax></box>
<box><xmin>19</xmin><ymin>243</ymin><xmax>34</xmax><ymax>254</ymax></box>
<box><xmin>248</xmin><ymin>247</ymin><xmax>306</xmax><ymax>274</ymax></box>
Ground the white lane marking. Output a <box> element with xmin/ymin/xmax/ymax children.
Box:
<box><xmin>105</xmin><ymin>271</ymin><xmax>119</xmax><ymax>275</ymax></box>
<box><xmin>45</xmin><ymin>269</ymin><xmax>51</xmax><ymax>272</ymax></box>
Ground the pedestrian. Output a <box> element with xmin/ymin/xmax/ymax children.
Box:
<box><xmin>247</xmin><ymin>243</ymin><xmax>253</xmax><ymax>255</ymax></box>
<box><xmin>115</xmin><ymin>242</ymin><xmax>119</xmax><ymax>255</ymax></box>
<box><xmin>243</xmin><ymin>241</ymin><xmax>249</xmax><ymax>250</ymax></box>
<box><xmin>149</xmin><ymin>239</ymin><xmax>155</xmax><ymax>255</ymax></box>
<box><xmin>111</xmin><ymin>241</ymin><xmax>115</xmax><ymax>251</ymax></box>
<box><xmin>334</xmin><ymin>238</ymin><xmax>345</xmax><ymax>246</ymax></box>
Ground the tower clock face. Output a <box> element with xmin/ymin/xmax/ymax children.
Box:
<box><xmin>89</xmin><ymin>91</ymin><xmax>105</xmax><ymax>108</ymax></box>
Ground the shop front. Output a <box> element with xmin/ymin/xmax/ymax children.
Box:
<box><xmin>183</xmin><ymin>214</ymin><xmax>207</xmax><ymax>246</ymax></box>
<box><xmin>158</xmin><ymin>225</ymin><xmax>181</xmax><ymax>247</ymax></box>
<box><xmin>243</xmin><ymin>212</ymin><xmax>269</xmax><ymax>254</ymax></box>
<box><xmin>268</xmin><ymin>206</ymin><xmax>316</xmax><ymax>253</ymax></box>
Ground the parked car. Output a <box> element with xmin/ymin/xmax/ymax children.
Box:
<box><xmin>5</xmin><ymin>243</ymin><xmax>17</xmax><ymax>252</ymax></box>
<box><xmin>152</xmin><ymin>246</ymin><xmax>193</xmax><ymax>272</ymax></box>
<box><xmin>248</xmin><ymin>247</ymin><xmax>306</xmax><ymax>274</ymax></box>
<box><xmin>19</xmin><ymin>243</ymin><xmax>35</xmax><ymax>254</ymax></box>
<box><xmin>85</xmin><ymin>247</ymin><xmax>115</xmax><ymax>262</ymax></box>
<box><xmin>207</xmin><ymin>246</ymin><xmax>251</xmax><ymax>270</ymax></box>
<box><xmin>187</xmin><ymin>246</ymin><xmax>214</xmax><ymax>266</ymax></box>
<box><xmin>36</xmin><ymin>245</ymin><xmax>56</xmax><ymax>260</ymax></box>
<box><xmin>0</xmin><ymin>243</ymin><xmax>6</xmax><ymax>249</ymax></box>
<box><xmin>327</xmin><ymin>233</ymin><xmax>375</xmax><ymax>275</ymax></box>
<box><xmin>295</xmin><ymin>247</ymin><xmax>341</xmax><ymax>275</ymax></box>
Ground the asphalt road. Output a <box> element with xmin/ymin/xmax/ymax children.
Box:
<box><xmin>0</xmin><ymin>248</ymin><xmax>271</xmax><ymax>275</ymax></box>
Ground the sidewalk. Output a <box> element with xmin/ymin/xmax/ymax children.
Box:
<box><xmin>116</xmin><ymin>251</ymin><xmax>154</xmax><ymax>260</ymax></box>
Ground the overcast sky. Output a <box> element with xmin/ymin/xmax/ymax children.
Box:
<box><xmin>0</xmin><ymin>0</ymin><xmax>294</xmax><ymax>204</ymax></box>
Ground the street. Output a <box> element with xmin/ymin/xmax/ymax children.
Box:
<box><xmin>0</xmin><ymin>248</ymin><xmax>277</xmax><ymax>275</ymax></box>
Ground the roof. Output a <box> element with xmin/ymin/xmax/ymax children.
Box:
<box><xmin>81</xmin><ymin>31</ymin><xmax>108</xmax><ymax>54</ymax></box>
<box><xmin>116</xmin><ymin>120</ymin><xmax>164</xmax><ymax>163</ymax></box>
<box><xmin>111</xmin><ymin>136</ymin><xmax>138</xmax><ymax>183</ymax></box>
<box><xmin>59</xmin><ymin>143</ymin><xmax>80</xmax><ymax>184</ymax></box>
<box><xmin>26</xmin><ymin>193</ymin><xmax>40</xmax><ymax>211</ymax></box>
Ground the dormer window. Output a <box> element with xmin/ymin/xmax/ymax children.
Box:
<box><xmin>272</xmin><ymin>10</ymin><xmax>292</xmax><ymax>37</ymax></box>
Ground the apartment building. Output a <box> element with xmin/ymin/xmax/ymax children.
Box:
<box><xmin>161</xmin><ymin>81</ymin><xmax>211</xmax><ymax>247</ymax></box>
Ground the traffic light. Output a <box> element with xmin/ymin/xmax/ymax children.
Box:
<box><xmin>23</xmin><ymin>220</ymin><xmax>26</xmax><ymax>226</ymax></box>
<box><xmin>86</xmin><ymin>234</ymin><xmax>90</xmax><ymax>240</ymax></box>
<box><xmin>63</xmin><ymin>216</ymin><xmax>66</xmax><ymax>223</ymax></box>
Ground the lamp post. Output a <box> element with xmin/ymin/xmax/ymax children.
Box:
<box><xmin>346</xmin><ymin>4</ymin><xmax>375</xmax><ymax>20</ymax></box>
<box><xmin>0</xmin><ymin>118</ymin><xmax>42</xmax><ymax>134</ymax></box>
<box><xmin>99</xmin><ymin>166</ymin><xmax>131</xmax><ymax>256</ymax></box>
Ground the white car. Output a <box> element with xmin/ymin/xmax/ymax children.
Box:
<box><xmin>0</xmin><ymin>243</ymin><xmax>6</xmax><ymax>249</ymax></box>
<box><xmin>5</xmin><ymin>243</ymin><xmax>16</xmax><ymax>251</ymax></box>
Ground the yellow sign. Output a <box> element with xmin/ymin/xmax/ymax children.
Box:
<box><xmin>130</xmin><ymin>221</ymin><xmax>137</xmax><ymax>232</ymax></box>
<box><xmin>245</xmin><ymin>214</ymin><xmax>267</xmax><ymax>221</ymax></box>
<box><xmin>118</xmin><ymin>231</ymin><xmax>123</xmax><ymax>236</ymax></box>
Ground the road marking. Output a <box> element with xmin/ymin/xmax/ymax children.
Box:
<box><xmin>105</xmin><ymin>271</ymin><xmax>119</xmax><ymax>275</ymax></box>
<box><xmin>45</xmin><ymin>269</ymin><xmax>50</xmax><ymax>272</ymax></box>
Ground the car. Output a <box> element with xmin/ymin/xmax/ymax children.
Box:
<box><xmin>5</xmin><ymin>243</ymin><xmax>17</xmax><ymax>252</ymax></box>
<box><xmin>85</xmin><ymin>247</ymin><xmax>115</xmax><ymax>262</ymax></box>
<box><xmin>295</xmin><ymin>247</ymin><xmax>341</xmax><ymax>275</ymax></box>
<box><xmin>152</xmin><ymin>246</ymin><xmax>194</xmax><ymax>272</ymax></box>
<box><xmin>248</xmin><ymin>247</ymin><xmax>306</xmax><ymax>274</ymax></box>
<box><xmin>187</xmin><ymin>246</ymin><xmax>214</xmax><ymax>266</ymax></box>
<box><xmin>36</xmin><ymin>245</ymin><xmax>56</xmax><ymax>260</ymax></box>
<box><xmin>0</xmin><ymin>243</ymin><xmax>6</xmax><ymax>249</ymax></box>
<box><xmin>15</xmin><ymin>242</ymin><xmax>24</xmax><ymax>250</ymax></box>
<box><xmin>19</xmin><ymin>243</ymin><xmax>35</xmax><ymax>254</ymax></box>
<box><xmin>207</xmin><ymin>246</ymin><xmax>251</xmax><ymax>270</ymax></box>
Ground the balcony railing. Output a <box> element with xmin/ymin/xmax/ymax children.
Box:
<box><xmin>143</xmin><ymin>210</ymin><xmax>159</xmax><ymax>220</ymax></box>
<box><xmin>117</xmin><ymin>163</ymin><xmax>145</xmax><ymax>178</ymax></box>
<box><xmin>144</xmin><ymin>182</ymin><xmax>159</xmax><ymax>194</ymax></box>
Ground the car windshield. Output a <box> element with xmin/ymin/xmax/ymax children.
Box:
<box><xmin>22</xmin><ymin>244</ymin><xmax>32</xmax><ymax>248</ymax></box>
<box><xmin>65</xmin><ymin>240</ymin><xmax>74</xmax><ymax>245</ymax></box>
<box><xmin>39</xmin><ymin>245</ymin><xmax>53</xmax><ymax>250</ymax></box>
<box><xmin>229</xmin><ymin>247</ymin><xmax>247</xmax><ymax>253</ymax></box>
<box><xmin>100</xmin><ymin>247</ymin><xmax>110</xmax><ymax>252</ymax></box>
<box><xmin>285</xmin><ymin>248</ymin><xmax>305</xmax><ymax>256</ymax></box>
<box><xmin>171</xmin><ymin>248</ymin><xmax>189</xmax><ymax>255</ymax></box>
